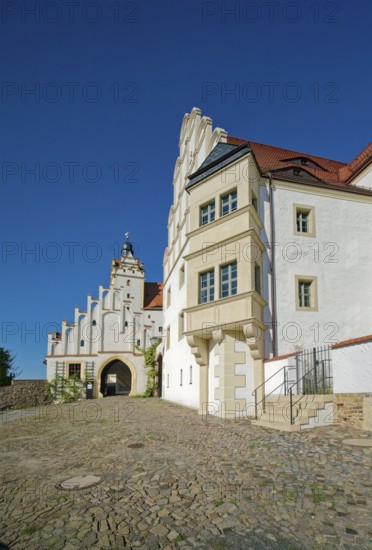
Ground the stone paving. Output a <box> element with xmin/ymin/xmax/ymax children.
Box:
<box><xmin>0</xmin><ymin>397</ymin><xmax>372</xmax><ymax>549</ymax></box>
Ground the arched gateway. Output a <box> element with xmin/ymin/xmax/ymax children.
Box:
<box><xmin>100</xmin><ymin>359</ymin><xmax>132</xmax><ymax>396</ymax></box>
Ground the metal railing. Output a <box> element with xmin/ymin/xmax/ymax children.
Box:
<box><xmin>252</xmin><ymin>346</ymin><xmax>333</xmax><ymax>423</ymax></box>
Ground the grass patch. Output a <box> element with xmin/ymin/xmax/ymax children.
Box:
<box><xmin>23</xmin><ymin>525</ymin><xmax>42</xmax><ymax>535</ymax></box>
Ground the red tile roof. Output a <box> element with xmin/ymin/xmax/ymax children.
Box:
<box><xmin>143</xmin><ymin>282</ymin><xmax>163</xmax><ymax>310</ymax></box>
<box><xmin>331</xmin><ymin>334</ymin><xmax>372</xmax><ymax>349</ymax></box>
<box><xmin>338</xmin><ymin>142</ymin><xmax>372</xmax><ymax>183</ymax></box>
<box><xmin>226</xmin><ymin>136</ymin><xmax>372</xmax><ymax>190</ymax></box>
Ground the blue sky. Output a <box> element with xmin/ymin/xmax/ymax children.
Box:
<box><xmin>1</xmin><ymin>0</ymin><xmax>371</xmax><ymax>379</ymax></box>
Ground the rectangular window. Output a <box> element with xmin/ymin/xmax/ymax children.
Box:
<box><xmin>68</xmin><ymin>363</ymin><xmax>81</xmax><ymax>379</ymax></box>
<box><xmin>221</xmin><ymin>190</ymin><xmax>237</xmax><ymax>216</ymax></box>
<box><xmin>297</xmin><ymin>211</ymin><xmax>309</xmax><ymax>233</ymax></box>
<box><xmin>199</xmin><ymin>269</ymin><xmax>215</xmax><ymax>303</ymax></box>
<box><xmin>167</xmin><ymin>287</ymin><xmax>171</xmax><ymax>308</ymax></box>
<box><xmin>189</xmin><ymin>365</ymin><xmax>193</xmax><ymax>385</ymax></box>
<box><xmin>220</xmin><ymin>262</ymin><xmax>237</xmax><ymax>298</ymax></box>
<box><xmin>158</xmin><ymin>326</ymin><xmax>163</xmax><ymax>333</ymax></box>
<box><xmin>299</xmin><ymin>281</ymin><xmax>311</xmax><ymax>307</ymax></box>
<box><xmin>200</xmin><ymin>201</ymin><xmax>215</xmax><ymax>226</ymax></box>
<box><xmin>294</xmin><ymin>205</ymin><xmax>315</xmax><ymax>237</ymax></box>
<box><xmin>296</xmin><ymin>276</ymin><xmax>318</xmax><ymax>311</ymax></box>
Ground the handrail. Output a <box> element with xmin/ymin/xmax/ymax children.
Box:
<box><xmin>252</xmin><ymin>366</ymin><xmax>288</xmax><ymax>419</ymax></box>
<box><xmin>287</xmin><ymin>359</ymin><xmax>330</xmax><ymax>424</ymax></box>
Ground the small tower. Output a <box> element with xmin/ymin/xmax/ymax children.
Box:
<box><xmin>122</xmin><ymin>231</ymin><xmax>134</xmax><ymax>257</ymax></box>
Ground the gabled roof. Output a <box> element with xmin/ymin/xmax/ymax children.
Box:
<box><xmin>143</xmin><ymin>282</ymin><xmax>163</xmax><ymax>310</ymax></box>
<box><xmin>188</xmin><ymin>134</ymin><xmax>372</xmax><ymax>195</ymax></box>
<box><xmin>227</xmin><ymin>137</ymin><xmax>346</xmax><ymax>185</ymax></box>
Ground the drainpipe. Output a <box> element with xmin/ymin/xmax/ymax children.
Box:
<box><xmin>268</xmin><ymin>173</ymin><xmax>277</xmax><ymax>357</ymax></box>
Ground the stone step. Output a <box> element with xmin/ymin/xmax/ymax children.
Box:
<box><xmin>252</xmin><ymin>397</ymin><xmax>336</xmax><ymax>432</ymax></box>
<box><xmin>265</xmin><ymin>394</ymin><xmax>334</xmax><ymax>403</ymax></box>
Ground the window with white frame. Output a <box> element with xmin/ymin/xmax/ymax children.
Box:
<box><xmin>200</xmin><ymin>201</ymin><xmax>215</xmax><ymax>226</ymax></box>
<box><xmin>299</xmin><ymin>281</ymin><xmax>311</xmax><ymax>307</ymax></box>
<box><xmin>294</xmin><ymin>205</ymin><xmax>315</xmax><ymax>237</ymax></box>
<box><xmin>296</xmin><ymin>276</ymin><xmax>318</xmax><ymax>311</ymax></box>
<box><xmin>199</xmin><ymin>269</ymin><xmax>215</xmax><ymax>303</ymax></box>
<box><xmin>220</xmin><ymin>262</ymin><xmax>237</xmax><ymax>298</ymax></box>
<box><xmin>221</xmin><ymin>190</ymin><xmax>237</xmax><ymax>216</ymax></box>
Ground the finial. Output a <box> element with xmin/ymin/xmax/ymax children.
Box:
<box><xmin>125</xmin><ymin>231</ymin><xmax>129</xmax><ymax>242</ymax></box>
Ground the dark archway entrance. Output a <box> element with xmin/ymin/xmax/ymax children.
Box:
<box><xmin>100</xmin><ymin>360</ymin><xmax>132</xmax><ymax>396</ymax></box>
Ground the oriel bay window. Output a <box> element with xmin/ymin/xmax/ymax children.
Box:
<box><xmin>220</xmin><ymin>262</ymin><xmax>237</xmax><ymax>298</ymax></box>
<box><xmin>199</xmin><ymin>269</ymin><xmax>215</xmax><ymax>303</ymax></box>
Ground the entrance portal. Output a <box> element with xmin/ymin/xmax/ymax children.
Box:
<box><xmin>100</xmin><ymin>360</ymin><xmax>132</xmax><ymax>396</ymax></box>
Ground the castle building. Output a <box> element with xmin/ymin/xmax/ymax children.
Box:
<box><xmin>159</xmin><ymin>107</ymin><xmax>372</xmax><ymax>420</ymax></box>
<box><xmin>46</xmin><ymin>236</ymin><xmax>163</xmax><ymax>397</ymax></box>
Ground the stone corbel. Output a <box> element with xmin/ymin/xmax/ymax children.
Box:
<box><xmin>243</xmin><ymin>322</ymin><xmax>265</xmax><ymax>359</ymax></box>
<box><xmin>186</xmin><ymin>335</ymin><xmax>208</xmax><ymax>367</ymax></box>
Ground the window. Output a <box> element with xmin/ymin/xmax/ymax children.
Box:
<box><xmin>159</xmin><ymin>326</ymin><xmax>163</xmax><ymax>333</ymax></box>
<box><xmin>167</xmin><ymin>287</ymin><xmax>171</xmax><ymax>308</ymax></box>
<box><xmin>68</xmin><ymin>363</ymin><xmax>81</xmax><ymax>379</ymax></box>
<box><xmin>200</xmin><ymin>201</ymin><xmax>215</xmax><ymax>226</ymax></box>
<box><xmin>80</xmin><ymin>340</ymin><xmax>85</xmax><ymax>347</ymax></box>
<box><xmin>92</xmin><ymin>320</ymin><xmax>96</xmax><ymax>326</ymax></box>
<box><xmin>180</xmin><ymin>369</ymin><xmax>183</xmax><ymax>386</ymax></box>
<box><xmin>296</xmin><ymin>276</ymin><xmax>318</xmax><ymax>311</ymax></box>
<box><xmin>199</xmin><ymin>269</ymin><xmax>215</xmax><ymax>303</ymax></box>
<box><xmin>297</xmin><ymin>210</ymin><xmax>309</xmax><ymax>233</ymax></box>
<box><xmin>127</xmin><ymin>293</ymin><xmax>130</xmax><ymax>299</ymax></box>
<box><xmin>127</xmin><ymin>280</ymin><xmax>131</xmax><ymax>286</ymax></box>
<box><xmin>221</xmin><ymin>190</ymin><xmax>237</xmax><ymax>216</ymax></box>
<box><xmin>299</xmin><ymin>282</ymin><xmax>311</xmax><ymax>307</ymax></box>
<box><xmin>167</xmin><ymin>374</ymin><xmax>169</xmax><ymax>388</ymax></box>
<box><xmin>178</xmin><ymin>312</ymin><xmax>185</xmax><ymax>340</ymax></box>
<box><xmin>179</xmin><ymin>264</ymin><xmax>185</xmax><ymax>288</ymax></box>
<box><xmin>294</xmin><ymin>205</ymin><xmax>315</xmax><ymax>237</ymax></box>
<box><xmin>254</xmin><ymin>264</ymin><xmax>261</xmax><ymax>295</ymax></box>
<box><xmin>220</xmin><ymin>262</ymin><xmax>237</xmax><ymax>298</ymax></box>
<box><xmin>189</xmin><ymin>365</ymin><xmax>193</xmax><ymax>385</ymax></box>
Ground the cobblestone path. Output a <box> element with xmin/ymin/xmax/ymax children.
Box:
<box><xmin>0</xmin><ymin>397</ymin><xmax>371</xmax><ymax>549</ymax></box>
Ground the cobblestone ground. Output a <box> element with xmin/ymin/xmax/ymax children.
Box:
<box><xmin>0</xmin><ymin>397</ymin><xmax>372</xmax><ymax>550</ymax></box>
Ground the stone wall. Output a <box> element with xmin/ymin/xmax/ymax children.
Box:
<box><xmin>0</xmin><ymin>380</ymin><xmax>52</xmax><ymax>410</ymax></box>
<box><xmin>335</xmin><ymin>393</ymin><xmax>372</xmax><ymax>430</ymax></box>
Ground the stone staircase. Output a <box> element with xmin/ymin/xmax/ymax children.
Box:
<box><xmin>251</xmin><ymin>394</ymin><xmax>336</xmax><ymax>432</ymax></box>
